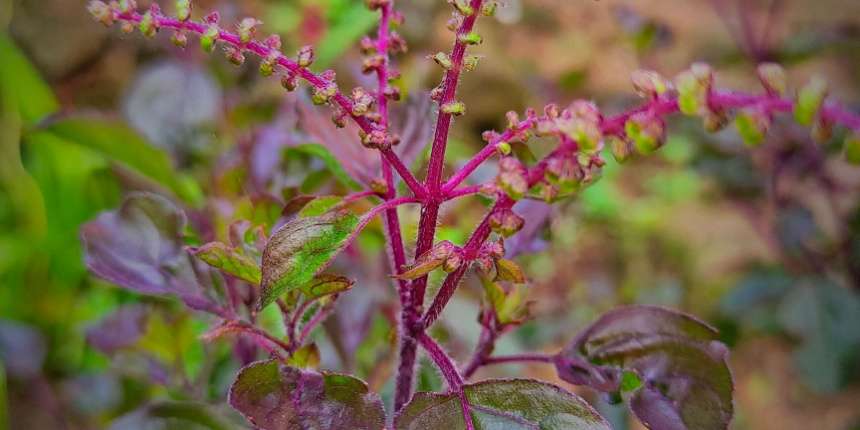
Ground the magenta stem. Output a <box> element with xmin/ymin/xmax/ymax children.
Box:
<box><xmin>417</xmin><ymin>333</ymin><xmax>475</xmax><ymax>430</ymax></box>
<box><xmin>481</xmin><ymin>353</ymin><xmax>555</xmax><ymax>366</ymax></box>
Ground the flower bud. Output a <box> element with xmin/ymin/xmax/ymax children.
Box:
<box><xmin>703</xmin><ymin>110</ymin><xmax>729</xmax><ymax>133</ymax></box>
<box><xmin>360</xmin><ymin>130</ymin><xmax>389</xmax><ymax>149</ymax></box>
<box><xmin>481</xmin><ymin>1</ymin><xmax>498</xmax><ymax>16</ymax></box>
<box><xmin>200</xmin><ymin>24</ymin><xmax>219</xmax><ymax>53</ymax></box>
<box><xmin>489</xmin><ymin>209</ymin><xmax>525</xmax><ymax>237</ymax></box>
<box><xmin>175</xmin><ymin>0</ymin><xmax>191</xmax><ymax>22</ymax></box>
<box><xmin>260</xmin><ymin>52</ymin><xmax>278</xmax><ymax>77</ymax></box>
<box><xmin>557</xmin><ymin>100</ymin><xmax>603</xmax><ymax>153</ymax></box>
<box><xmin>171</xmin><ymin>31</ymin><xmax>188</xmax><ymax>48</ymax></box>
<box><xmin>87</xmin><ymin>1</ymin><xmax>113</xmax><ymax>26</ymax></box>
<box><xmin>631</xmin><ymin>69</ymin><xmax>672</xmax><ymax>99</ymax></box>
<box><xmin>139</xmin><ymin>9</ymin><xmax>159</xmax><ymax>38</ymax></box>
<box><xmin>496</xmin><ymin>141</ymin><xmax>512</xmax><ymax>156</ymax></box>
<box><xmin>795</xmin><ymin>76</ymin><xmax>828</xmax><ymax>126</ymax></box>
<box><xmin>370</xmin><ymin>178</ymin><xmax>389</xmax><ymax>195</ymax></box>
<box><xmin>676</xmin><ymin>62</ymin><xmax>713</xmax><ymax>117</ymax></box>
<box><xmin>459</xmin><ymin>32</ymin><xmax>483</xmax><ymax>45</ymax></box>
<box><xmin>297</xmin><ymin>45</ymin><xmax>314</xmax><ymax>68</ymax></box>
<box><xmin>351</xmin><ymin>87</ymin><xmax>374</xmax><ymax>115</ymax></box>
<box><xmin>497</xmin><ymin>157</ymin><xmax>529</xmax><ymax>200</ymax></box>
<box><xmin>463</xmin><ymin>55</ymin><xmax>480</xmax><ymax>72</ymax></box>
<box><xmin>365</xmin><ymin>0</ymin><xmax>389</xmax><ymax>11</ymax></box>
<box><xmin>203</xmin><ymin>11</ymin><xmax>220</xmax><ymax>24</ymax></box>
<box><xmin>224</xmin><ymin>46</ymin><xmax>245</xmax><ymax>66</ymax></box>
<box><xmin>431</xmin><ymin>52</ymin><xmax>453</xmax><ymax>70</ymax></box>
<box><xmin>483</xmin><ymin>239</ymin><xmax>506</xmax><ymax>259</ymax></box>
<box><xmin>237</xmin><ymin>18</ymin><xmax>261</xmax><ymax>44</ymax></box>
<box><xmin>811</xmin><ymin>117</ymin><xmax>833</xmax><ymax>144</ymax></box>
<box><xmin>443</xmin><ymin>253</ymin><xmax>463</xmax><ymax>273</ymax></box>
<box><xmin>451</xmin><ymin>0</ymin><xmax>474</xmax><ymax>16</ymax></box>
<box><xmin>383</xmin><ymin>86</ymin><xmax>401</xmax><ymax>101</ymax></box>
<box><xmin>430</xmin><ymin>85</ymin><xmax>444</xmax><ymax>101</ymax></box>
<box><xmin>757</xmin><ymin>63</ymin><xmax>787</xmax><ymax>96</ymax></box>
<box><xmin>608</xmin><ymin>135</ymin><xmax>634</xmax><ymax>163</ymax></box>
<box><xmin>441</xmin><ymin>101</ymin><xmax>466</xmax><ymax>116</ymax></box>
<box><xmin>625</xmin><ymin>112</ymin><xmax>666</xmax><ymax>154</ymax></box>
<box><xmin>734</xmin><ymin>108</ymin><xmax>770</xmax><ymax>147</ymax></box>
<box><xmin>118</xmin><ymin>0</ymin><xmax>137</xmax><ymax>13</ymax></box>
<box><xmin>446</xmin><ymin>17</ymin><xmax>461</xmax><ymax>32</ymax></box>
<box><xmin>844</xmin><ymin>132</ymin><xmax>860</xmax><ymax>165</ymax></box>
<box><xmin>361</xmin><ymin>54</ymin><xmax>385</xmax><ymax>74</ymax></box>
<box><xmin>281</xmin><ymin>73</ymin><xmax>297</xmax><ymax>91</ymax></box>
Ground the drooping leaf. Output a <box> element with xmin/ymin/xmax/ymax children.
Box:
<box><xmin>300</xmin><ymin>274</ymin><xmax>354</xmax><ymax>300</ymax></box>
<box><xmin>259</xmin><ymin>211</ymin><xmax>359</xmax><ymax>309</ymax></box>
<box><xmin>285</xmin><ymin>144</ymin><xmax>363</xmax><ymax>190</ymax></box>
<box><xmin>0</xmin><ymin>34</ymin><xmax>58</xmax><ymax>126</ymax></box>
<box><xmin>86</xmin><ymin>305</ymin><xmax>149</xmax><ymax>355</ymax></box>
<box><xmin>298</xmin><ymin>195</ymin><xmax>343</xmax><ymax>218</ymax></box>
<box><xmin>228</xmin><ymin>360</ymin><xmax>385</xmax><ymax>430</ymax></box>
<box><xmin>395</xmin><ymin>379</ymin><xmax>610</xmax><ymax>430</ymax></box>
<box><xmin>554</xmin><ymin>305</ymin><xmax>733</xmax><ymax>430</ymax></box>
<box><xmin>80</xmin><ymin>193</ymin><xmax>208</xmax><ymax>307</ymax></box>
<box><xmin>189</xmin><ymin>242</ymin><xmax>261</xmax><ymax>285</ymax></box>
<box><xmin>24</xmin><ymin>116</ymin><xmax>200</xmax><ymax>203</ymax></box>
<box><xmin>109</xmin><ymin>401</ymin><xmax>230</xmax><ymax>430</ymax></box>
<box><xmin>394</xmin><ymin>241</ymin><xmax>456</xmax><ymax>280</ymax></box>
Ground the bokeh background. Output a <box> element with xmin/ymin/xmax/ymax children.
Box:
<box><xmin>1</xmin><ymin>0</ymin><xmax>860</xmax><ymax>429</ymax></box>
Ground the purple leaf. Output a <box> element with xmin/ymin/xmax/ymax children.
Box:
<box><xmin>86</xmin><ymin>305</ymin><xmax>148</xmax><ymax>355</ymax></box>
<box><xmin>554</xmin><ymin>305</ymin><xmax>733</xmax><ymax>430</ymax></box>
<box><xmin>228</xmin><ymin>360</ymin><xmax>385</xmax><ymax>430</ymax></box>
<box><xmin>0</xmin><ymin>320</ymin><xmax>46</xmax><ymax>379</ymax></box>
<box><xmin>80</xmin><ymin>193</ymin><xmax>208</xmax><ymax>306</ymax></box>
<box><xmin>395</xmin><ymin>378</ymin><xmax>610</xmax><ymax>430</ymax></box>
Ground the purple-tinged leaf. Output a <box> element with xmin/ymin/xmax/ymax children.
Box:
<box><xmin>259</xmin><ymin>211</ymin><xmax>359</xmax><ymax>310</ymax></box>
<box><xmin>395</xmin><ymin>378</ymin><xmax>610</xmax><ymax>430</ymax></box>
<box><xmin>109</xmin><ymin>401</ymin><xmax>230</xmax><ymax>430</ymax></box>
<box><xmin>555</xmin><ymin>305</ymin><xmax>733</xmax><ymax>430</ymax></box>
<box><xmin>228</xmin><ymin>360</ymin><xmax>385</xmax><ymax>430</ymax></box>
<box><xmin>81</xmin><ymin>193</ymin><xmax>210</xmax><ymax>306</ymax></box>
<box><xmin>0</xmin><ymin>320</ymin><xmax>46</xmax><ymax>379</ymax></box>
<box><xmin>394</xmin><ymin>241</ymin><xmax>456</xmax><ymax>280</ymax></box>
<box><xmin>86</xmin><ymin>305</ymin><xmax>148</xmax><ymax>355</ymax></box>
<box><xmin>504</xmin><ymin>200</ymin><xmax>552</xmax><ymax>258</ymax></box>
<box><xmin>188</xmin><ymin>242</ymin><xmax>261</xmax><ymax>285</ymax></box>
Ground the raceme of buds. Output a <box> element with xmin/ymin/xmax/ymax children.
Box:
<box><xmin>757</xmin><ymin>63</ymin><xmax>787</xmax><ymax>96</ymax></box>
<box><xmin>631</xmin><ymin>70</ymin><xmax>673</xmax><ymax>99</ymax></box>
<box><xmin>734</xmin><ymin>108</ymin><xmax>771</xmax><ymax>147</ymax></box>
<box><xmin>795</xmin><ymin>76</ymin><xmax>828</xmax><ymax>126</ymax></box>
<box><xmin>489</xmin><ymin>209</ymin><xmax>525</xmax><ymax>238</ymax></box>
<box><xmin>496</xmin><ymin>157</ymin><xmax>529</xmax><ymax>200</ymax></box>
<box><xmin>625</xmin><ymin>112</ymin><xmax>666</xmax><ymax>154</ymax></box>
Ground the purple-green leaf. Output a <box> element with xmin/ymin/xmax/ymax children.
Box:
<box><xmin>555</xmin><ymin>305</ymin><xmax>733</xmax><ymax>430</ymax></box>
<box><xmin>86</xmin><ymin>305</ymin><xmax>148</xmax><ymax>354</ymax></box>
<box><xmin>228</xmin><ymin>360</ymin><xmax>385</xmax><ymax>430</ymax></box>
<box><xmin>259</xmin><ymin>210</ymin><xmax>359</xmax><ymax>310</ymax></box>
<box><xmin>80</xmin><ymin>193</ymin><xmax>209</xmax><ymax>306</ymax></box>
<box><xmin>188</xmin><ymin>242</ymin><xmax>261</xmax><ymax>285</ymax></box>
<box><xmin>395</xmin><ymin>379</ymin><xmax>610</xmax><ymax>430</ymax></box>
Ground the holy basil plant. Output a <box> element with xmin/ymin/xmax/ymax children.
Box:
<box><xmin>79</xmin><ymin>0</ymin><xmax>860</xmax><ymax>428</ymax></box>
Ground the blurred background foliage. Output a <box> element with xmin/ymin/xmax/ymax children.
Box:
<box><xmin>1</xmin><ymin>0</ymin><xmax>860</xmax><ymax>429</ymax></box>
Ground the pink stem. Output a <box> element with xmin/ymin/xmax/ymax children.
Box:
<box><xmin>417</xmin><ymin>333</ymin><xmax>475</xmax><ymax>430</ymax></box>
<box><xmin>445</xmin><ymin>185</ymin><xmax>482</xmax><ymax>201</ymax></box>
<box><xmin>481</xmin><ymin>353</ymin><xmax>555</xmax><ymax>366</ymax></box>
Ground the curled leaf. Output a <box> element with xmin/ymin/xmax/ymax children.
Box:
<box><xmin>554</xmin><ymin>305</ymin><xmax>733</xmax><ymax>430</ymax></box>
<box><xmin>259</xmin><ymin>211</ymin><xmax>359</xmax><ymax>310</ymax></box>
<box><xmin>229</xmin><ymin>360</ymin><xmax>385</xmax><ymax>430</ymax></box>
<box><xmin>394</xmin><ymin>241</ymin><xmax>456</xmax><ymax>280</ymax></box>
<box><xmin>395</xmin><ymin>379</ymin><xmax>610</xmax><ymax>430</ymax></box>
<box><xmin>189</xmin><ymin>242</ymin><xmax>261</xmax><ymax>285</ymax></box>
<box><xmin>495</xmin><ymin>258</ymin><xmax>526</xmax><ymax>284</ymax></box>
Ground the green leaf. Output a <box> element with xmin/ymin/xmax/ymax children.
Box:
<box><xmin>495</xmin><ymin>259</ymin><xmax>526</xmax><ymax>284</ymax></box>
<box><xmin>315</xmin><ymin>4</ymin><xmax>377</xmax><ymax>68</ymax></box>
<box><xmin>286</xmin><ymin>343</ymin><xmax>321</xmax><ymax>369</ymax></box>
<box><xmin>286</xmin><ymin>144</ymin><xmax>362</xmax><ymax>190</ymax></box>
<box><xmin>259</xmin><ymin>211</ymin><xmax>359</xmax><ymax>309</ymax></box>
<box><xmin>394</xmin><ymin>241</ymin><xmax>456</xmax><ymax>280</ymax></box>
<box><xmin>24</xmin><ymin>116</ymin><xmax>200</xmax><ymax>203</ymax></box>
<box><xmin>299</xmin><ymin>195</ymin><xmax>343</xmax><ymax>218</ymax></box>
<box><xmin>109</xmin><ymin>401</ymin><xmax>231</xmax><ymax>430</ymax></box>
<box><xmin>189</xmin><ymin>242</ymin><xmax>261</xmax><ymax>285</ymax></box>
<box><xmin>395</xmin><ymin>379</ymin><xmax>610</xmax><ymax>430</ymax></box>
<box><xmin>555</xmin><ymin>305</ymin><xmax>733</xmax><ymax>430</ymax></box>
<box><xmin>229</xmin><ymin>360</ymin><xmax>385</xmax><ymax>430</ymax></box>
<box><xmin>300</xmin><ymin>274</ymin><xmax>354</xmax><ymax>300</ymax></box>
<box><xmin>0</xmin><ymin>34</ymin><xmax>59</xmax><ymax>127</ymax></box>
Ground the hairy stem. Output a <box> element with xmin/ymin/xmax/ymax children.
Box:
<box><xmin>418</xmin><ymin>333</ymin><xmax>475</xmax><ymax>430</ymax></box>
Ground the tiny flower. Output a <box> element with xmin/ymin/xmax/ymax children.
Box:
<box><xmin>496</xmin><ymin>141</ymin><xmax>512</xmax><ymax>156</ymax></box>
<box><xmin>481</xmin><ymin>1</ymin><xmax>498</xmax><ymax>16</ymax></box>
<box><xmin>734</xmin><ymin>108</ymin><xmax>771</xmax><ymax>147</ymax></box>
<box><xmin>171</xmin><ymin>31</ymin><xmax>188</xmax><ymax>48</ymax></box>
<box><xmin>676</xmin><ymin>62</ymin><xmax>713</xmax><ymax>117</ymax></box>
<box><xmin>312</xmin><ymin>82</ymin><xmax>337</xmax><ymax>105</ymax></box>
<box><xmin>383</xmin><ymin>86</ymin><xmax>401</xmax><ymax>101</ymax></box>
<box><xmin>362</xmin><ymin>54</ymin><xmax>385</xmax><ymax>73</ymax></box>
<box><xmin>224</xmin><ymin>46</ymin><xmax>245</xmax><ymax>66</ymax></box>
<box><xmin>430</xmin><ymin>52</ymin><xmax>453</xmax><ymax>70</ymax></box>
<box><xmin>625</xmin><ymin>112</ymin><xmax>666</xmax><ymax>154</ymax></box>
<box><xmin>446</xmin><ymin>17</ymin><xmax>461</xmax><ymax>32</ymax></box>
<box><xmin>237</xmin><ymin>17</ymin><xmax>261</xmax><ymax>44</ymax></box>
<box><xmin>281</xmin><ymin>73</ymin><xmax>298</xmax><ymax>91</ymax></box>
<box><xmin>203</xmin><ymin>11</ymin><xmax>220</xmax><ymax>24</ymax></box>
<box><xmin>489</xmin><ymin>209</ymin><xmax>525</xmax><ymax>237</ymax></box>
<box><xmin>200</xmin><ymin>24</ymin><xmax>219</xmax><ymax>53</ymax></box>
<box><xmin>430</xmin><ymin>85</ymin><xmax>444</xmax><ymax>101</ymax></box>
<box><xmin>450</xmin><ymin>0</ymin><xmax>474</xmax><ymax>16</ymax></box>
<box><xmin>359</xmin><ymin>36</ymin><xmax>376</xmax><ymax>55</ymax></box>
<box><xmin>351</xmin><ymin>87</ymin><xmax>375</xmax><ymax>115</ymax></box>
<box><xmin>757</xmin><ymin>63</ymin><xmax>787</xmax><ymax>96</ymax></box>
<box><xmin>795</xmin><ymin>75</ymin><xmax>828</xmax><ymax>126</ymax></box>
<box><xmin>459</xmin><ymin>32</ymin><xmax>483</xmax><ymax>45</ymax></box>
<box><xmin>118</xmin><ymin>0</ymin><xmax>137</xmax><ymax>13</ymax></box>
<box><xmin>365</xmin><ymin>0</ymin><xmax>390</xmax><ymax>11</ymax></box>
<box><xmin>138</xmin><ymin>7</ymin><xmax>159</xmax><ymax>38</ymax></box>
<box><xmin>443</xmin><ymin>253</ymin><xmax>463</xmax><ymax>273</ymax></box>
<box><xmin>496</xmin><ymin>157</ymin><xmax>529</xmax><ymax>200</ymax></box>
<box><xmin>175</xmin><ymin>0</ymin><xmax>191</xmax><ymax>21</ymax></box>
<box><xmin>331</xmin><ymin>107</ymin><xmax>348</xmax><ymax>129</ymax></box>
<box><xmin>608</xmin><ymin>135</ymin><xmax>634</xmax><ymax>163</ymax></box>
<box><xmin>87</xmin><ymin>1</ymin><xmax>113</xmax><ymax>26</ymax></box>
<box><xmin>370</xmin><ymin>178</ymin><xmax>389</xmax><ymax>195</ymax></box>
<box><xmin>441</xmin><ymin>101</ymin><xmax>466</xmax><ymax>116</ymax></box>
<box><xmin>297</xmin><ymin>45</ymin><xmax>315</xmax><ymax>68</ymax></box>
<box><xmin>631</xmin><ymin>69</ymin><xmax>673</xmax><ymax>99</ymax></box>
<box><xmin>463</xmin><ymin>55</ymin><xmax>480</xmax><ymax>72</ymax></box>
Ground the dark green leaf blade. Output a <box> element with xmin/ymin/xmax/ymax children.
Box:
<box><xmin>287</xmin><ymin>143</ymin><xmax>363</xmax><ymax>190</ymax></box>
<box><xmin>228</xmin><ymin>360</ymin><xmax>385</xmax><ymax>430</ymax></box>
<box><xmin>189</xmin><ymin>242</ymin><xmax>261</xmax><ymax>285</ymax></box>
<box><xmin>395</xmin><ymin>379</ymin><xmax>611</xmax><ymax>430</ymax></box>
<box><xmin>0</xmin><ymin>34</ymin><xmax>58</xmax><ymax>126</ymax></box>
<box><xmin>259</xmin><ymin>210</ymin><xmax>358</xmax><ymax>309</ymax></box>
<box><xmin>109</xmin><ymin>401</ymin><xmax>231</xmax><ymax>430</ymax></box>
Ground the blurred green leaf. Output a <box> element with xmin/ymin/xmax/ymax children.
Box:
<box><xmin>0</xmin><ymin>34</ymin><xmax>58</xmax><ymax>127</ymax></box>
<box><xmin>299</xmin><ymin>195</ymin><xmax>343</xmax><ymax>218</ymax></box>
<box><xmin>286</xmin><ymin>143</ymin><xmax>362</xmax><ymax>190</ymax></box>
<box><xmin>109</xmin><ymin>401</ymin><xmax>231</xmax><ymax>430</ymax></box>
<box><xmin>315</xmin><ymin>3</ymin><xmax>377</xmax><ymax>68</ymax></box>
<box><xmin>24</xmin><ymin>117</ymin><xmax>201</xmax><ymax>204</ymax></box>
<box><xmin>190</xmin><ymin>242</ymin><xmax>261</xmax><ymax>285</ymax></box>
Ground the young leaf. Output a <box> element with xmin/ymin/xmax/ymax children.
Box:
<box><xmin>554</xmin><ymin>305</ymin><xmax>733</xmax><ymax>430</ymax></box>
<box><xmin>286</xmin><ymin>343</ymin><xmax>321</xmax><ymax>369</ymax></box>
<box><xmin>298</xmin><ymin>195</ymin><xmax>343</xmax><ymax>218</ymax></box>
<box><xmin>285</xmin><ymin>144</ymin><xmax>363</xmax><ymax>190</ymax></box>
<box><xmin>0</xmin><ymin>35</ymin><xmax>59</xmax><ymax>126</ymax></box>
<box><xmin>80</xmin><ymin>193</ymin><xmax>207</xmax><ymax>305</ymax></box>
<box><xmin>395</xmin><ymin>379</ymin><xmax>610</xmax><ymax>430</ymax></box>
<box><xmin>228</xmin><ymin>360</ymin><xmax>385</xmax><ymax>430</ymax></box>
<box><xmin>189</xmin><ymin>242</ymin><xmax>261</xmax><ymax>285</ymax></box>
<box><xmin>259</xmin><ymin>211</ymin><xmax>359</xmax><ymax>309</ymax></box>
<box><xmin>394</xmin><ymin>241</ymin><xmax>456</xmax><ymax>280</ymax></box>
<box><xmin>86</xmin><ymin>305</ymin><xmax>149</xmax><ymax>354</ymax></box>
<box><xmin>495</xmin><ymin>258</ymin><xmax>526</xmax><ymax>283</ymax></box>
<box><xmin>300</xmin><ymin>274</ymin><xmax>354</xmax><ymax>300</ymax></box>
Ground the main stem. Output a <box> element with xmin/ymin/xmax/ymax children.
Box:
<box><xmin>395</xmin><ymin>0</ymin><xmax>485</xmax><ymax>411</ymax></box>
